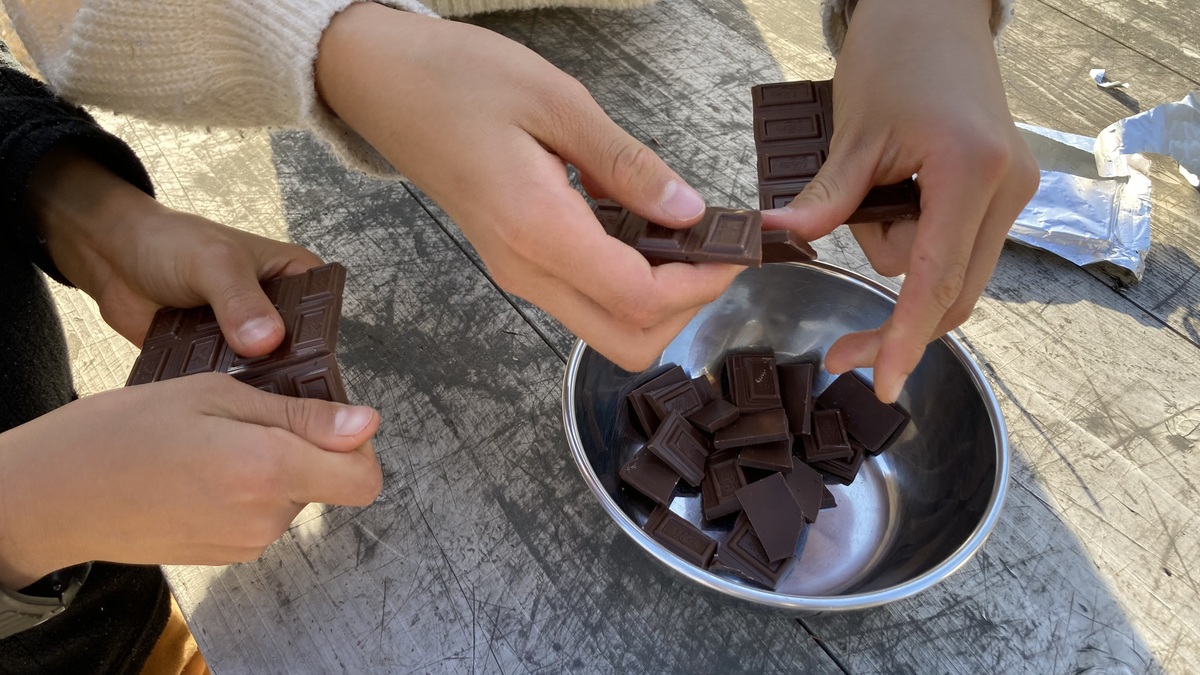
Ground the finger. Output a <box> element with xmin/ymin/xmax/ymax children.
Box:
<box><xmin>873</xmin><ymin>168</ymin><xmax>994</xmax><ymax>403</ymax></box>
<box><xmin>212</xmin><ymin>381</ymin><xmax>381</xmax><ymax>453</ymax></box>
<box><xmin>760</xmin><ymin>138</ymin><xmax>882</xmax><ymax>241</ymax></box>
<box><xmin>532</xmin><ymin>95</ymin><xmax>706</xmax><ymax>227</ymax></box>
<box><xmin>279</xmin><ymin>438</ymin><xmax>382</xmax><ymax>507</ymax></box>
<box><xmin>824</xmin><ymin>326</ymin><xmax>884</xmax><ymax>375</ymax></box>
<box><xmin>193</xmin><ymin>252</ymin><xmax>288</xmax><ymax>356</ymax></box>
<box><xmin>849</xmin><ymin>220</ymin><xmax>917</xmax><ymax>278</ymax></box>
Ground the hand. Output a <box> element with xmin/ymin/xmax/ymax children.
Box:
<box><xmin>29</xmin><ymin>148</ymin><xmax>325</xmax><ymax>356</ymax></box>
<box><xmin>0</xmin><ymin>374</ymin><xmax>382</xmax><ymax>589</ymax></box>
<box><xmin>315</xmin><ymin>5</ymin><xmax>743</xmax><ymax>371</ymax></box>
<box><xmin>762</xmin><ymin>0</ymin><xmax>1039</xmax><ymax>402</ymax></box>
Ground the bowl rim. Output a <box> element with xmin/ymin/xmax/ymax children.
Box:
<box><xmin>560</xmin><ymin>260</ymin><xmax>1011</xmax><ymax>612</ymax></box>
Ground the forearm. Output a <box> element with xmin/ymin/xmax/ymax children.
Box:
<box><xmin>0</xmin><ymin>425</ymin><xmax>74</xmax><ymax>590</ymax></box>
<box><xmin>821</xmin><ymin>0</ymin><xmax>1015</xmax><ymax>56</ymax></box>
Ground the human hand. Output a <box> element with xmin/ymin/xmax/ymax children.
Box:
<box><xmin>761</xmin><ymin>0</ymin><xmax>1039</xmax><ymax>402</ymax></box>
<box><xmin>0</xmin><ymin>374</ymin><xmax>381</xmax><ymax>589</ymax></box>
<box><xmin>29</xmin><ymin>149</ymin><xmax>324</xmax><ymax>356</ymax></box>
<box><xmin>315</xmin><ymin>5</ymin><xmax>743</xmax><ymax>371</ymax></box>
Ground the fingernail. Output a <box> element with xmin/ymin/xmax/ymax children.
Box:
<box><xmin>237</xmin><ymin>317</ymin><xmax>276</xmax><ymax>347</ymax></box>
<box><xmin>882</xmin><ymin>374</ymin><xmax>909</xmax><ymax>404</ymax></box>
<box><xmin>659</xmin><ymin>180</ymin><xmax>705</xmax><ymax>221</ymax></box>
<box><xmin>335</xmin><ymin>406</ymin><xmax>375</xmax><ymax>437</ymax></box>
<box><xmin>762</xmin><ymin>207</ymin><xmax>794</xmax><ymax>216</ymax></box>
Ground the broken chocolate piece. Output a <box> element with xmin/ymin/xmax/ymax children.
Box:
<box><xmin>751</xmin><ymin>79</ymin><xmax>920</xmax><ymax>222</ymax></box>
<box><xmin>777</xmin><ymin>362</ymin><xmax>815</xmax><ymax>436</ymax></box>
<box><xmin>645</xmin><ymin>505</ymin><xmax>717</xmax><ymax>568</ymax></box>
<box><xmin>691</xmin><ymin>375</ymin><xmax>717</xmax><ymax>407</ymax></box>
<box><xmin>799</xmin><ymin>409</ymin><xmax>853</xmax><ymax>462</ymax></box>
<box><xmin>127</xmin><ymin>263</ymin><xmax>348</xmax><ymax>403</ymax></box>
<box><xmin>596</xmin><ymin>200</ymin><xmax>763</xmax><ymax>266</ymax></box>
<box><xmin>711</xmin><ymin>514</ymin><xmax>798</xmax><ymax>589</ymax></box>
<box><xmin>811</xmin><ymin>441</ymin><xmax>868</xmax><ymax>486</ymax></box>
<box><xmin>785</xmin><ymin>460</ymin><xmax>825</xmax><ymax>523</ymax></box>
<box><xmin>725</xmin><ymin>351</ymin><xmax>782</xmax><ymax>413</ymax></box>
<box><xmin>645</xmin><ymin>411</ymin><xmax>711</xmax><ymax>487</ymax></box>
<box><xmin>816</xmin><ymin>371</ymin><xmax>910</xmax><ymax>453</ymax></box>
<box><xmin>627</xmin><ymin>365</ymin><xmax>688</xmax><ymax>437</ymax></box>
<box><xmin>737</xmin><ymin>440</ymin><xmax>794</xmax><ymax>473</ymax></box>
<box><xmin>646</xmin><ymin>379</ymin><xmax>705</xmax><ymax>421</ymax></box>
<box><xmin>688</xmin><ymin>398</ymin><xmax>740</xmax><ymax>433</ymax></box>
<box><xmin>735</xmin><ymin>473</ymin><xmax>806</xmax><ymax>562</ymax></box>
<box><xmin>701</xmin><ymin>451</ymin><xmax>748</xmax><ymax>521</ymax></box>
<box><xmin>713</xmin><ymin>408</ymin><xmax>791</xmax><ymax>451</ymax></box>
<box><xmin>761</xmin><ymin>229</ymin><xmax>818</xmax><ymax>264</ymax></box>
<box><xmin>619</xmin><ymin>448</ymin><xmax>680</xmax><ymax>506</ymax></box>
<box><xmin>820</xmin><ymin>486</ymin><xmax>837</xmax><ymax>510</ymax></box>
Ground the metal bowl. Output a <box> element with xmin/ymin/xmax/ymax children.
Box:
<box><xmin>562</xmin><ymin>261</ymin><xmax>1009</xmax><ymax>613</ymax></box>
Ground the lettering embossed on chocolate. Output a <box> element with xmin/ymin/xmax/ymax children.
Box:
<box><xmin>595</xmin><ymin>200</ymin><xmax>763</xmax><ymax>266</ymax></box>
<box><xmin>619</xmin><ymin>448</ymin><xmax>680</xmax><ymax>506</ymax></box>
<box><xmin>127</xmin><ymin>263</ymin><xmax>348</xmax><ymax>403</ymax></box>
<box><xmin>725</xmin><ymin>351</ymin><xmax>782</xmax><ymax>413</ymax></box>
<box><xmin>752</xmin><ymin>79</ymin><xmax>920</xmax><ymax>222</ymax></box>
<box><xmin>645</xmin><ymin>411</ymin><xmax>711</xmax><ymax>487</ymax></box>
<box><xmin>645</xmin><ymin>505</ymin><xmax>717</xmax><ymax>568</ymax></box>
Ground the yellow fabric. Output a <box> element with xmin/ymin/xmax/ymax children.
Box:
<box><xmin>139</xmin><ymin>595</ymin><xmax>211</xmax><ymax>675</ymax></box>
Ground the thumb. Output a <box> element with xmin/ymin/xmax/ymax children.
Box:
<box><xmin>760</xmin><ymin>145</ymin><xmax>878</xmax><ymax>241</ymax></box>
<box><xmin>195</xmin><ymin>257</ymin><xmax>287</xmax><ymax>357</ymax></box>
<box><xmin>546</xmin><ymin>104</ymin><xmax>706</xmax><ymax>227</ymax></box>
<box><xmin>216</xmin><ymin>379</ymin><xmax>381</xmax><ymax>453</ymax></box>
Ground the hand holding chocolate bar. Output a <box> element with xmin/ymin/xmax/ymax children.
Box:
<box><xmin>760</xmin><ymin>0</ymin><xmax>1039</xmax><ymax>402</ymax></box>
<box><xmin>316</xmin><ymin>6</ymin><xmax>742</xmax><ymax>372</ymax></box>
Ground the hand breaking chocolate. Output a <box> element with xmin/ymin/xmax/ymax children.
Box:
<box><xmin>126</xmin><ymin>263</ymin><xmax>349</xmax><ymax>403</ymax></box>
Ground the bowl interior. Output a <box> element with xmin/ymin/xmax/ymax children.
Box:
<box><xmin>565</xmin><ymin>262</ymin><xmax>1008</xmax><ymax>610</ymax></box>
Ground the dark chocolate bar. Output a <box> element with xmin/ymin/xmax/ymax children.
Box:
<box><xmin>619</xmin><ymin>448</ymin><xmax>680</xmax><ymax>506</ymax></box>
<box><xmin>737</xmin><ymin>440</ymin><xmax>794</xmax><ymax>473</ymax></box>
<box><xmin>811</xmin><ymin>441</ymin><xmax>867</xmax><ymax>486</ymax></box>
<box><xmin>595</xmin><ymin>200</ymin><xmax>763</xmax><ymax>266</ymax></box>
<box><xmin>688</xmin><ymin>399</ymin><xmax>740</xmax><ymax>433</ymax></box>
<box><xmin>627</xmin><ymin>365</ymin><xmax>689</xmax><ymax>437</ymax></box>
<box><xmin>712</xmin><ymin>408</ymin><xmax>790</xmax><ymax>450</ymax></box>
<box><xmin>701</xmin><ymin>450</ymin><xmax>748</xmax><ymax>521</ymax></box>
<box><xmin>777</xmin><ymin>362</ymin><xmax>815</xmax><ymax>436</ymax></box>
<box><xmin>751</xmin><ymin>80</ymin><xmax>920</xmax><ymax>222</ymax></box>
<box><xmin>800</xmin><ymin>409</ymin><xmax>853</xmax><ymax>461</ymax></box>
<box><xmin>761</xmin><ymin>230</ymin><xmax>818</xmax><ymax>264</ymax></box>
<box><xmin>711</xmin><ymin>514</ymin><xmax>798</xmax><ymax>589</ymax></box>
<box><xmin>785</xmin><ymin>460</ymin><xmax>825</xmax><ymax>523</ymax></box>
<box><xmin>646</xmin><ymin>379</ymin><xmax>705</xmax><ymax>421</ymax></box>
<box><xmin>725</xmin><ymin>351</ymin><xmax>782</xmax><ymax>413</ymax></box>
<box><xmin>735</xmin><ymin>473</ymin><xmax>806</xmax><ymax>562</ymax></box>
<box><xmin>127</xmin><ymin>263</ymin><xmax>348</xmax><ymax>403</ymax></box>
<box><xmin>816</xmin><ymin>372</ymin><xmax>910</xmax><ymax>453</ymax></box>
<box><xmin>645</xmin><ymin>411</ymin><xmax>711</xmax><ymax>487</ymax></box>
<box><xmin>645</xmin><ymin>505</ymin><xmax>717</xmax><ymax>568</ymax></box>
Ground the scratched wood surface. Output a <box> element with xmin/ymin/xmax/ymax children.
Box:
<box><xmin>6</xmin><ymin>0</ymin><xmax>1198</xmax><ymax>672</ymax></box>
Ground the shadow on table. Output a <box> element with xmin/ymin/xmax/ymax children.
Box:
<box><xmin>184</xmin><ymin>1</ymin><xmax>1171</xmax><ymax>672</ymax></box>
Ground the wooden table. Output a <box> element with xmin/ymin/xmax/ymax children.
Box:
<box><xmin>23</xmin><ymin>0</ymin><xmax>1200</xmax><ymax>671</ymax></box>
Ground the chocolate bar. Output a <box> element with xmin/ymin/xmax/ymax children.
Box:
<box><xmin>761</xmin><ymin>230</ymin><xmax>818</xmax><ymax>264</ymax></box>
<box><xmin>701</xmin><ymin>450</ymin><xmax>748</xmax><ymax>521</ymax></box>
<box><xmin>645</xmin><ymin>505</ymin><xmax>717</xmax><ymax>568</ymax></box>
<box><xmin>725</xmin><ymin>351</ymin><xmax>782</xmax><ymax>413</ymax></box>
<box><xmin>127</xmin><ymin>263</ymin><xmax>348</xmax><ymax>403</ymax></box>
<box><xmin>736</xmin><ymin>439</ymin><xmax>794</xmax><ymax>473</ymax></box>
<box><xmin>711</xmin><ymin>514</ymin><xmax>798</xmax><ymax>589</ymax></box>
<box><xmin>816</xmin><ymin>372</ymin><xmax>910</xmax><ymax>453</ymax></box>
<box><xmin>595</xmin><ymin>200</ymin><xmax>763</xmax><ymax>266</ymax></box>
<box><xmin>619</xmin><ymin>448</ymin><xmax>680</xmax><ymax>506</ymax></box>
<box><xmin>688</xmin><ymin>399</ymin><xmax>740</xmax><ymax>433</ymax></box>
<box><xmin>785</xmin><ymin>460</ymin><xmax>825</xmax><ymax>523</ymax></box>
<box><xmin>777</xmin><ymin>362</ymin><xmax>815</xmax><ymax>436</ymax></box>
<box><xmin>627</xmin><ymin>365</ymin><xmax>689</xmax><ymax>437</ymax></box>
<box><xmin>800</xmin><ymin>409</ymin><xmax>853</xmax><ymax>462</ymax></box>
<box><xmin>751</xmin><ymin>80</ymin><xmax>920</xmax><ymax>222</ymax></box>
<box><xmin>735</xmin><ymin>473</ymin><xmax>806</xmax><ymax>562</ymax></box>
<box><xmin>712</xmin><ymin>408</ymin><xmax>790</xmax><ymax>450</ymax></box>
<box><xmin>645</xmin><ymin>411</ymin><xmax>711</xmax><ymax>487</ymax></box>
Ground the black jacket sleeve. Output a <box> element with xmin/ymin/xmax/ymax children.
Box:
<box><xmin>0</xmin><ymin>41</ymin><xmax>155</xmax><ymax>286</ymax></box>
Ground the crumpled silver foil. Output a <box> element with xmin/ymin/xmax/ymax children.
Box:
<box><xmin>1096</xmin><ymin>91</ymin><xmax>1200</xmax><ymax>187</ymax></box>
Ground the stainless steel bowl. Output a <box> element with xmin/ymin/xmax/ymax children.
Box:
<box><xmin>562</xmin><ymin>261</ymin><xmax>1009</xmax><ymax>613</ymax></box>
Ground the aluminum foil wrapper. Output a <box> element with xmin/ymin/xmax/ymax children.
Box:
<box><xmin>1010</xmin><ymin>123</ymin><xmax>1152</xmax><ymax>283</ymax></box>
<box><xmin>1096</xmin><ymin>91</ymin><xmax>1200</xmax><ymax>187</ymax></box>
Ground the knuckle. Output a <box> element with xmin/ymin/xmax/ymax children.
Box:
<box><xmin>928</xmin><ymin>261</ymin><xmax>968</xmax><ymax>312</ymax></box>
<box><xmin>796</xmin><ymin>176</ymin><xmax>839</xmax><ymax>206</ymax></box>
<box><xmin>942</xmin><ymin>303</ymin><xmax>975</xmax><ymax>331</ymax></box>
<box><xmin>606</xmin><ymin>140</ymin><xmax>658</xmax><ymax>196</ymax></box>
<box><xmin>611</xmin><ymin>290</ymin><xmax>662</xmax><ymax>328</ymax></box>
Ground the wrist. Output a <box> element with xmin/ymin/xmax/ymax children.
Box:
<box><xmin>0</xmin><ymin>432</ymin><xmax>71</xmax><ymax>591</ymax></box>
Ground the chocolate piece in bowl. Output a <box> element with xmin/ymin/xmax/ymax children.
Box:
<box><xmin>737</xmin><ymin>439</ymin><xmax>794</xmax><ymax>473</ymax></box>
<box><xmin>799</xmin><ymin>409</ymin><xmax>853</xmax><ymax>461</ymax></box>
<box><xmin>127</xmin><ymin>263</ymin><xmax>348</xmax><ymax>403</ymax></box>
<box><xmin>811</xmin><ymin>441</ymin><xmax>868</xmax><ymax>486</ymax></box>
<box><xmin>724</xmin><ymin>350</ymin><xmax>783</xmax><ymax>413</ymax></box>
<box><xmin>618</xmin><ymin>448</ymin><xmax>680</xmax><ymax>507</ymax></box>
<box><xmin>820</xmin><ymin>486</ymin><xmax>838</xmax><ymax>510</ymax></box>
<box><xmin>627</xmin><ymin>364</ymin><xmax>689</xmax><ymax>437</ymax></box>
<box><xmin>777</xmin><ymin>361</ymin><xmax>815</xmax><ymax>435</ymax></box>
<box><xmin>688</xmin><ymin>398</ymin><xmax>740</xmax><ymax>433</ymax></box>
<box><xmin>595</xmin><ymin>200</ymin><xmax>763</xmax><ymax>266</ymax></box>
<box><xmin>713</xmin><ymin>408</ymin><xmax>790</xmax><ymax>451</ymax></box>
<box><xmin>735</xmin><ymin>473</ymin><xmax>806</xmax><ymax>562</ymax></box>
<box><xmin>710</xmin><ymin>514</ymin><xmax>799</xmax><ymax>590</ymax></box>
<box><xmin>816</xmin><ymin>371</ymin><xmax>910</xmax><ymax>454</ymax></box>
<box><xmin>785</xmin><ymin>460</ymin><xmax>826</xmax><ymax>523</ymax></box>
<box><xmin>644</xmin><ymin>505</ymin><xmax>717</xmax><ymax>568</ymax></box>
<box><xmin>645</xmin><ymin>411</ymin><xmax>711</xmax><ymax>487</ymax></box>
<box><xmin>701</xmin><ymin>450</ymin><xmax>748</xmax><ymax>521</ymax></box>
<box><xmin>751</xmin><ymin>79</ymin><xmax>921</xmax><ymax>223</ymax></box>
<box><xmin>645</xmin><ymin>379</ymin><xmax>705</xmax><ymax>421</ymax></box>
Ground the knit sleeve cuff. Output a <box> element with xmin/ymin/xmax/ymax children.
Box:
<box><xmin>45</xmin><ymin>0</ymin><xmax>437</xmax><ymax>177</ymax></box>
<box><xmin>821</xmin><ymin>0</ymin><xmax>1016</xmax><ymax>57</ymax></box>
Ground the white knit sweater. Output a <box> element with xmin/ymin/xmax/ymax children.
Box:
<box><xmin>3</xmin><ymin>0</ymin><xmax>1014</xmax><ymax>175</ymax></box>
